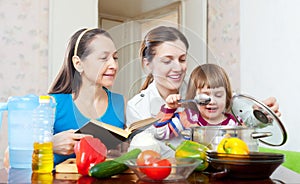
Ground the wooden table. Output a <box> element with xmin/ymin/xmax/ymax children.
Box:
<box><xmin>0</xmin><ymin>165</ymin><xmax>299</xmax><ymax>183</ymax></box>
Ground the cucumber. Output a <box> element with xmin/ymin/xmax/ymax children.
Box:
<box><xmin>89</xmin><ymin>148</ymin><xmax>141</xmax><ymax>178</ymax></box>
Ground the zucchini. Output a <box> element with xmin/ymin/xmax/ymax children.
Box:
<box><xmin>89</xmin><ymin>148</ymin><xmax>141</xmax><ymax>178</ymax></box>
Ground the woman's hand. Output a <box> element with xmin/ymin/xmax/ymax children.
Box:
<box><xmin>165</xmin><ymin>94</ymin><xmax>181</xmax><ymax>109</ymax></box>
<box><xmin>52</xmin><ymin>129</ymin><xmax>92</xmax><ymax>155</ymax></box>
<box><xmin>3</xmin><ymin>147</ymin><xmax>9</xmax><ymax>170</ymax></box>
<box><xmin>262</xmin><ymin>97</ymin><xmax>281</xmax><ymax>117</ymax></box>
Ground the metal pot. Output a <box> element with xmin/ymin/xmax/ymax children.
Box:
<box><xmin>181</xmin><ymin>93</ymin><xmax>287</xmax><ymax>151</ymax></box>
<box><xmin>181</xmin><ymin>126</ymin><xmax>271</xmax><ymax>151</ymax></box>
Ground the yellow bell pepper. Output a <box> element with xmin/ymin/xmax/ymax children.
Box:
<box><xmin>217</xmin><ymin>137</ymin><xmax>249</xmax><ymax>155</ymax></box>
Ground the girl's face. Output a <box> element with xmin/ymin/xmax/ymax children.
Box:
<box><xmin>81</xmin><ymin>35</ymin><xmax>118</xmax><ymax>87</ymax></box>
<box><xmin>197</xmin><ymin>85</ymin><xmax>227</xmax><ymax>124</ymax></box>
<box><xmin>145</xmin><ymin>40</ymin><xmax>187</xmax><ymax>95</ymax></box>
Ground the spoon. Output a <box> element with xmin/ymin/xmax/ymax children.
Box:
<box><xmin>178</xmin><ymin>94</ymin><xmax>211</xmax><ymax>105</ymax></box>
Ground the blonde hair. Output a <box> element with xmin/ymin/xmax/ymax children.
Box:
<box><xmin>185</xmin><ymin>64</ymin><xmax>232</xmax><ymax>112</ymax></box>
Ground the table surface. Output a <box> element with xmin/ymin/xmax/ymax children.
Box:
<box><xmin>0</xmin><ymin>165</ymin><xmax>299</xmax><ymax>184</ymax></box>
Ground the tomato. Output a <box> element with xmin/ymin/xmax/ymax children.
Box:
<box><xmin>143</xmin><ymin>159</ymin><xmax>172</xmax><ymax>180</ymax></box>
<box><xmin>137</xmin><ymin>150</ymin><xmax>171</xmax><ymax>180</ymax></box>
<box><xmin>136</xmin><ymin>150</ymin><xmax>161</xmax><ymax>166</ymax></box>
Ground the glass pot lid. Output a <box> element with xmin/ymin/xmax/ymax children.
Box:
<box><xmin>231</xmin><ymin>93</ymin><xmax>287</xmax><ymax>146</ymax></box>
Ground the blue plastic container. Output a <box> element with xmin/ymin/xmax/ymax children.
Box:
<box><xmin>0</xmin><ymin>94</ymin><xmax>39</xmax><ymax>168</ymax></box>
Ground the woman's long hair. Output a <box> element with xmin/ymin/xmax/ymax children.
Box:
<box><xmin>185</xmin><ymin>64</ymin><xmax>232</xmax><ymax>112</ymax></box>
<box><xmin>48</xmin><ymin>28</ymin><xmax>112</xmax><ymax>99</ymax></box>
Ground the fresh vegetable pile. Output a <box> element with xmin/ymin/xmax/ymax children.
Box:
<box><xmin>89</xmin><ymin>148</ymin><xmax>141</xmax><ymax>178</ymax></box>
<box><xmin>74</xmin><ymin>136</ymin><xmax>142</xmax><ymax>178</ymax></box>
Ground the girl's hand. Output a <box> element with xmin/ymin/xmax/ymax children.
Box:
<box><xmin>165</xmin><ymin>94</ymin><xmax>181</xmax><ymax>109</ymax></box>
<box><xmin>52</xmin><ymin>129</ymin><xmax>92</xmax><ymax>155</ymax></box>
<box><xmin>262</xmin><ymin>97</ymin><xmax>281</xmax><ymax>117</ymax></box>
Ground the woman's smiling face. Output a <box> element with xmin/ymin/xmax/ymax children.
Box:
<box><xmin>146</xmin><ymin>40</ymin><xmax>187</xmax><ymax>94</ymax></box>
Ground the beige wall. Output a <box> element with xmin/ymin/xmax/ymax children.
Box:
<box><xmin>207</xmin><ymin>0</ymin><xmax>240</xmax><ymax>92</ymax></box>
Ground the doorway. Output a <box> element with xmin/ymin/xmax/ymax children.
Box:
<box><xmin>98</xmin><ymin>0</ymin><xmax>182</xmax><ymax>98</ymax></box>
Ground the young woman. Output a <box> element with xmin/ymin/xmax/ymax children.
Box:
<box><xmin>126</xmin><ymin>26</ymin><xmax>189</xmax><ymax>126</ymax></box>
<box><xmin>48</xmin><ymin>28</ymin><xmax>125</xmax><ymax>165</ymax></box>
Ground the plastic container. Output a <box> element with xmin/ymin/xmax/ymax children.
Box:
<box><xmin>0</xmin><ymin>95</ymin><xmax>39</xmax><ymax>168</ymax></box>
<box><xmin>31</xmin><ymin>95</ymin><xmax>55</xmax><ymax>173</ymax></box>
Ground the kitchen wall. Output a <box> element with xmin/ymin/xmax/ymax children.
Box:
<box><xmin>0</xmin><ymin>1</ymin><xmax>49</xmax><ymax>100</ymax></box>
<box><xmin>207</xmin><ymin>0</ymin><xmax>240</xmax><ymax>92</ymax></box>
<box><xmin>240</xmin><ymin>0</ymin><xmax>300</xmax><ymax>152</ymax></box>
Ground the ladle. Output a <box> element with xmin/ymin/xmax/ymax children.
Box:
<box><xmin>179</xmin><ymin>94</ymin><xmax>211</xmax><ymax>105</ymax></box>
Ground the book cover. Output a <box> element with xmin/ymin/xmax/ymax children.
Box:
<box><xmin>75</xmin><ymin>117</ymin><xmax>159</xmax><ymax>150</ymax></box>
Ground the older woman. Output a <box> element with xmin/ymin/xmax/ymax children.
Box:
<box><xmin>48</xmin><ymin>28</ymin><xmax>125</xmax><ymax>165</ymax></box>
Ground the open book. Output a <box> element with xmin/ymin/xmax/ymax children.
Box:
<box><xmin>75</xmin><ymin>117</ymin><xmax>159</xmax><ymax>149</ymax></box>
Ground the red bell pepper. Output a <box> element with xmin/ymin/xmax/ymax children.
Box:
<box><xmin>74</xmin><ymin>137</ymin><xmax>107</xmax><ymax>175</ymax></box>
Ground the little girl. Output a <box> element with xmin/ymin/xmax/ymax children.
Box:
<box><xmin>154</xmin><ymin>63</ymin><xmax>238</xmax><ymax>140</ymax></box>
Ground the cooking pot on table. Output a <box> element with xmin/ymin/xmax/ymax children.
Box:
<box><xmin>181</xmin><ymin>93</ymin><xmax>287</xmax><ymax>151</ymax></box>
<box><xmin>205</xmin><ymin>150</ymin><xmax>285</xmax><ymax>179</ymax></box>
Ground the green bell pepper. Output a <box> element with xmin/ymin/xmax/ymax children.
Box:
<box><xmin>167</xmin><ymin>140</ymin><xmax>209</xmax><ymax>171</ymax></box>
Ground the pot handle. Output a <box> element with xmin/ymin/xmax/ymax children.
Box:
<box><xmin>251</xmin><ymin>131</ymin><xmax>272</xmax><ymax>139</ymax></box>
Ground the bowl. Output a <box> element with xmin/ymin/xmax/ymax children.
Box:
<box><xmin>124</xmin><ymin>158</ymin><xmax>201</xmax><ymax>182</ymax></box>
<box><xmin>206</xmin><ymin>150</ymin><xmax>284</xmax><ymax>160</ymax></box>
<box><xmin>206</xmin><ymin>151</ymin><xmax>284</xmax><ymax>179</ymax></box>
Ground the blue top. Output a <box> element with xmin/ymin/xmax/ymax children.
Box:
<box><xmin>51</xmin><ymin>87</ymin><xmax>125</xmax><ymax>165</ymax></box>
